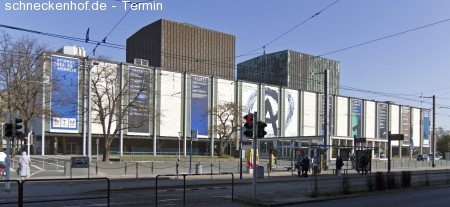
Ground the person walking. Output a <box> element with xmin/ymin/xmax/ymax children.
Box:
<box><xmin>336</xmin><ymin>156</ymin><xmax>344</xmax><ymax>176</ymax></box>
<box><xmin>301</xmin><ymin>156</ymin><xmax>310</xmax><ymax>177</ymax></box>
<box><xmin>359</xmin><ymin>154</ymin><xmax>369</xmax><ymax>175</ymax></box>
<box><xmin>19</xmin><ymin>151</ymin><xmax>31</xmax><ymax>181</ymax></box>
<box><xmin>296</xmin><ymin>155</ymin><xmax>303</xmax><ymax>177</ymax></box>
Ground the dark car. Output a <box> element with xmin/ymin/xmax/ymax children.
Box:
<box><xmin>416</xmin><ymin>154</ymin><xmax>430</xmax><ymax>161</ymax></box>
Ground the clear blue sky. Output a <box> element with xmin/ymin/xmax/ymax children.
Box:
<box><xmin>2</xmin><ymin>0</ymin><xmax>450</xmax><ymax>129</ymax></box>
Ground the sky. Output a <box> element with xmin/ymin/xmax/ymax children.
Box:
<box><xmin>2</xmin><ymin>0</ymin><xmax>450</xmax><ymax>129</ymax></box>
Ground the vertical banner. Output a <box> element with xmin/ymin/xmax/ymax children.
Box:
<box><xmin>265</xmin><ymin>86</ymin><xmax>279</xmax><ymax>137</ymax></box>
<box><xmin>284</xmin><ymin>89</ymin><xmax>298</xmax><ymax>137</ymax></box>
<box><xmin>402</xmin><ymin>106</ymin><xmax>411</xmax><ymax>144</ymax></box>
<box><xmin>242</xmin><ymin>82</ymin><xmax>258</xmax><ymax>115</ymax></box>
<box><xmin>321</xmin><ymin>95</ymin><xmax>334</xmax><ymax>136</ymax></box>
<box><xmin>128</xmin><ymin>66</ymin><xmax>151</xmax><ymax>134</ymax></box>
<box><xmin>423</xmin><ymin>110</ymin><xmax>430</xmax><ymax>147</ymax></box>
<box><xmin>378</xmin><ymin>103</ymin><xmax>388</xmax><ymax>138</ymax></box>
<box><xmin>191</xmin><ymin>75</ymin><xmax>209</xmax><ymax>136</ymax></box>
<box><xmin>50</xmin><ymin>55</ymin><xmax>79</xmax><ymax>133</ymax></box>
<box><xmin>351</xmin><ymin>99</ymin><xmax>362</xmax><ymax>138</ymax></box>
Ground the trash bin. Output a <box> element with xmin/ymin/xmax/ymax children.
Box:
<box><xmin>195</xmin><ymin>163</ymin><xmax>203</xmax><ymax>174</ymax></box>
<box><xmin>257</xmin><ymin>166</ymin><xmax>264</xmax><ymax>179</ymax></box>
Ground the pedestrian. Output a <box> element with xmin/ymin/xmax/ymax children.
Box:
<box><xmin>19</xmin><ymin>151</ymin><xmax>31</xmax><ymax>181</ymax></box>
<box><xmin>336</xmin><ymin>156</ymin><xmax>344</xmax><ymax>176</ymax></box>
<box><xmin>359</xmin><ymin>154</ymin><xmax>369</xmax><ymax>175</ymax></box>
<box><xmin>301</xmin><ymin>156</ymin><xmax>310</xmax><ymax>177</ymax></box>
<box><xmin>296</xmin><ymin>155</ymin><xmax>303</xmax><ymax>177</ymax></box>
<box><xmin>0</xmin><ymin>151</ymin><xmax>6</xmax><ymax>176</ymax></box>
<box><xmin>350</xmin><ymin>154</ymin><xmax>356</xmax><ymax>169</ymax></box>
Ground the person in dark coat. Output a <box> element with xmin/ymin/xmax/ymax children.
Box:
<box><xmin>336</xmin><ymin>156</ymin><xmax>344</xmax><ymax>176</ymax></box>
<box><xmin>359</xmin><ymin>155</ymin><xmax>369</xmax><ymax>175</ymax></box>
<box><xmin>301</xmin><ymin>156</ymin><xmax>310</xmax><ymax>177</ymax></box>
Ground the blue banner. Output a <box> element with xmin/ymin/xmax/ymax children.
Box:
<box><xmin>321</xmin><ymin>95</ymin><xmax>334</xmax><ymax>136</ymax></box>
<box><xmin>51</xmin><ymin>56</ymin><xmax>79</xmax><ymax>133</ymax></box>
<box><xmin>128</xmin><ymin>66</ymin><xmax>151</xmax><ymax>134</ymax></box>
<box><xmin>191</xmin><ymin>76</ymin><xmax>209</xmax><ymax>136</ymax></box>
<box><xmin>423</xmin><ymin>110</ymin><xmax>430</xmax><ymax>147</ymax></box>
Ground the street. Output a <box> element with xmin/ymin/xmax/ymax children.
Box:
<box><xmin>296</xmin><ymin>185</ymin><xmax>450</xmax><ymax>207</ymax></box>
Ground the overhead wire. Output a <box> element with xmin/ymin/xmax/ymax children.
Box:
<box><xmin>237</xmin><ymin>0</ymin><xmax>341</xmax><ymax>58</ymax></box>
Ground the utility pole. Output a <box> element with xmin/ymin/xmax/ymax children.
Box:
<box><xmin>252</xmin><ymin>112</ymin><xmax>258</xmax><ymax>200</ymax></box>
<box><xmin>324</xmin><ymin>69</ymin><xmax>329</xmax><ymax>170</ymax></box>
<box><xmin>432</xmin><ymin>95</ymin><xmax>436</xmax><ymax>168</ymax></box>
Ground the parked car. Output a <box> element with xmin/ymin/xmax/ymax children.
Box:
<box><xmin>416</xmin><ymin>154</ymin><xmax>430</xmax><ymax>161</ymax></box>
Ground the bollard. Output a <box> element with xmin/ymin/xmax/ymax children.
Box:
<box><xmin>219</xmin><ymin>162</ymin><xmax>221</xmax><ymax>173</ymax></box>
<box><xmin>125</xmin><ymin>162</ymin><xmax>127</xmax><ymax>175</ymax></box>
<box><xmin>96</xmin><ymin>162</ymin><xmax>98</xmax><ymax>175</ymax></box>
<box><xmin>211</xmin><ymin>163</ymin><xmax>213</xmax><ymax>180</ymax></box>
<box><xmin>56</xmin><ymin>159</ymin><xmax>58</xmax><ymax>171</ymax></box>
<box><xmin>151</xmin><ymin>162</ymin><xmax>154</xmax><ymax>174</ymax></box>
<box><xmin>136</xmin><ymin>163</ymin><xmax>138</xmax><ymax>181</ymax></box>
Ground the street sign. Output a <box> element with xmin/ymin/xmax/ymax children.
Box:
<box><xmin>390</xmin><ymin>134</ymin><xmax>405</xmax><ymax>141</ymax></box>
<box><xmin>71</xmin><ymin>156</ymin><xmax>89</xmax><ymax>168</ymax></box>
<box><xmin>191</xmin><ymin>130</ymin><xmax>198</xmax><ymax>141</ymax></box>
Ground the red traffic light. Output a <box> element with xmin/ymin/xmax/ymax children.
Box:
<box><xmin>244</xmin><ymin>114</ymin><xmax>253</xmax><ymax>122</ymax></box>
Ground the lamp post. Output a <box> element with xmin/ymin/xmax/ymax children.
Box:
<box><xmin>312</xmin><ymin>69</ymin><xmax>329</xmax><ymax>170</ymax></box>
<box><xmin>87</xmin><ymin>61</ymin><xmax>99</xmax><ymax>163</ymax></box>
<box><xmin>422</xmin><ymin>95</ymin><xmax>436</xmax><ymax>168</ymax></box>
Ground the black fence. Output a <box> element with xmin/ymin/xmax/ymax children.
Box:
<box><xmin>0</xmin><ymin>178</ymin><xmax>110</xmax><ymax>207</ymax></box>
<box><xmin>155</xmin><ymin>172</ymin><xmax>234</xmax><ymax>206</ymax></box>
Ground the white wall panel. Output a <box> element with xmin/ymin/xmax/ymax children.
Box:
<box><xmin>303</xmin><ymin>92</ymin><xmax>316</xmax><ymax>136</ymax></box>
<box><xmin>336</xmin><ymin>97</ymin><xmax>348</xmax><ymax>137</ymax></box>
<box><xmin>91</xmin><ymin>62</ymin><xmax>118</xmax><ymax>135</ymax></box>
<box><xmin>412</xmin><ymin>108</ymin><xmax>421</xmax><ymax>148</ymax></box>
<box><xmin>365</xmin><ymin>101</ymin><xmax>376</xmax><ymax>138</ymax></box>
<box><xmin>285</xmin><ymin>89</ymin><xmax>298</xmax><ymax>137</ymax></box>
<box><xmin>160</xmin><ymin>71</ymin><xmax>182</xmax><ymax>137</ymax></box>
<box><xmin>390</xmin><ymin>105</ymin><xmax>400</xmax><ymax>146</ymax></box>
<box><xmin>217</xmin><ymin>79</ymin><xmax>234</xmax><ymax>104</ymax></box>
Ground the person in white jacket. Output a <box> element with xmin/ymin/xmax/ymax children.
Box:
<box><xmin>19</xmin><ymin>151</ymin><xmax>31</xmax><ymax>180</ymax></box>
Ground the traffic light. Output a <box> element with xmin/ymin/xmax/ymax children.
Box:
<box><xmin>243</xmin><ymin>114</ymin><xmax>254</xmax><ymax>138</ymax></box>
<box><xmin>14</xmin><ymin>118</ymin><xmax>23</xmax><ymax>136</ymax></box>
<box><xmin>257</xmin><ymin>121</ymin><xmax>267</xmax><ymax>138</ymax></box>
<box><xmin>4</xmin><ymin>123</ymin><xmax>13</xmax><ymax>137</ymax></box>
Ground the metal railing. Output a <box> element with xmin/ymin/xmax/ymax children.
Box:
<box><xmin>155</xmin><ymin>172</ymin><xmax>234</xmax><ymax>206</ymax></box>
<box><xmin>0</xmin><ymin>178</ymin><xmax>110</xmax><ymax>207</ymax></box>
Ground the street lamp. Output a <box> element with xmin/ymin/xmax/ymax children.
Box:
<box><xmin>87</xmin><ymin>61</ymin><xmax>99</xmax><ymax>163</ymax></box>
<box><xmin>311</xmin><ymin>69</ymin><xmax>329</xmax><ymax>170</ymax></box>
<box><xmin>422</xmin><ymin>95</ymin><xmax>436</xmax><ymax>168</ymax></box>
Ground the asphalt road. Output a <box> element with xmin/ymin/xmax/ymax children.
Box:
<box><xmin>295</xmin><ymin>185</ymin><xmax>450</xmax><ymax>207</ymax></box>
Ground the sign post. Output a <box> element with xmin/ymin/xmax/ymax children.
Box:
<box><xmin>189</xmin><ymin>130</ymin><xmax>198</xmax><ymax>174</ymax></box>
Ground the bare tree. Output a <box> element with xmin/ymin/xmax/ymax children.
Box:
<box><xmin>89</xmin><ymin>61</ymin><xmax>155</xmax><ymax>161</ymax></box>
<box><xmin>209</xmin><ymin>102</ymin><xmax>242</xmax><ymax>156</ymax></box>
<box><xmin>0</xmin><ymin>32</ymin><xmax>49</xmax><ymax>154</ymax></box>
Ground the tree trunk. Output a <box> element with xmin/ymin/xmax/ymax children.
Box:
<box><xmin>102</xmin><ymin>143</ymin><xmax>110</xmax><ymax>162</ymax></box>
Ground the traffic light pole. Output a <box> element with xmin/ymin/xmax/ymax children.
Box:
<box><xmin>5</xmin><ymin>114</ymin><xmax>11</xmax><ymax>190</ymax></box>
<box><xmin>252</xmin><ymin>112</ymin><xmax>257</xmax><ymax>200</ymax></box>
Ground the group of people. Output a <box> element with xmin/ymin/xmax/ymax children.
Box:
<box><xmin>297</xmin><ymin>153</ymin><xmax>370</xmax><ymax>177</ymax></box>
<box><xmin>295</xmin><ymin>155</ymin><xmax>311</xmax><ymax>177</ymax></box>
<box><xmin>337</xmin><ymin>154</ymin><xmax>370</xmax><ymax>175</ymax></box>
<box><xmin>0</xmin><ymin>151</ymin><xmax>31</xmax><ymax>180</ymax></box>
